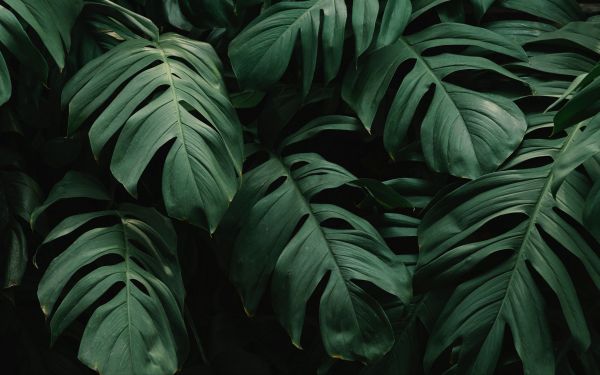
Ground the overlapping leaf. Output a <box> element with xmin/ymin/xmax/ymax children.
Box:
<box><xmin>498</xmin><ymin>0</ymin><xmax>582</xmax><ymax>25</ymax></box>
<box><xmin>413</xmin><ymin>0</ymin><xmax>581</xmax><ymax>24</ymax></box>
<box><xmin>62</xmin><ymin>28</ymin><xmax>243</xmax><ymax>232</ymax></box>
<box><xmin>528</xmin><ymin>21</ymin><xmax>600</xmax><ymax>54</ymax></box>
<box><xmin>35</xmin><ymin>172</ymin><xmax>188</xmax><ymax>375</ymax></box>
<box><xmin>5</xmin><ymin>0</ymin><xmax>83</xmax><ymax>68</ymax></box>
<box><xmin>0</xmin><ymin>0</ymin><xmax>82</xmax><ymax>106</ymax></box>
<box><xmin>415</xmin><ymin>113</ymin><xmax>600</xmax><ymax>374</ymax></box>
<box><xmin>358</xmin><ymin>212</ymin><xmax>430</xmax><ymax>375</ymax></box>
<box><xmin>514</xmin><ymin>21</ymin><xmax>600</xmax><ymax>101</ymax></box>
<box><xmin>554</xmin><ymin>62</ymin><xmax>600</xmax><ymax>131</ymax></box>
<box><xmin>343</xmin><ymin>22</ymin><xmax>528</xmax><ymax>178</ymax></box>
<box><xmin>0</xmin><ymin>150</ymin><xmax>41</xmax><ymax>287</ymax></box>
<box><xmin>229</xmin><ymin>0</ymin><xmax>412</xmax><ymax>95</ymax></box>
<box><xmin>486</xmin><ymin>20</ymin><xmax>557</xmax><ymax>46</ymax></box>
<box><xmin>217</xmin><ymin>118</ymin><xmax>411</xmax><ymax>363</ymax></box>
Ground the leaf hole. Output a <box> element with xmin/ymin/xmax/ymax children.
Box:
<box><xmin>290</xmin><ymin>214</ymin><xmax>310</xmax><ymax>239</ymax></box>
<box><xmin>456</xmin><ymin>212</ymin><xmax>529</xmax><ymax>247</ymax></box>
<box><xmin>289</xmin><ymin>160</ymin><xmax>309</xmax><ymax>172</ymax></box>
<box><xmin>370</xmin><ymin>59</ymin><xmax>417</xmax><ymax>137</ymax></box>
<box><xmin>130</xmin><ymin>278</ymin><xmax>150</xmax><ymax>296</ymax></box>
<box><xmin>320</xmin><ymin>217</ymin><xmax>352</xmax><ymax>230</ymax></box>
<box><xmin>264</xmin><ymin>176</ymin><xmax>287</xmax><ymax>196</ymax></box>
<box><xmin>244</xmin><ymin>150</ymin><xmax>270</xmax><ymax>173</ymax></box>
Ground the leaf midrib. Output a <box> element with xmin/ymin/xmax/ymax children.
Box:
<box><xmin>395</xmin><ymin>36</ymin><xmax>480</xmax><ymax>165</ymax></box>
<box><xmin>119</xmin><ymin>216</ymin><xmax>135</xmax><ymax>372</ymax></box>
<box><xmin>487</xmin><ymin>123</ymin><xmax>583</xmax><ymax>343</ymax></box>
<box><xmin>155</xmin><ymin>41</ymin><xmax>203</xmax><ymax>220</ymax></box>
<box><xmin>273</xmin><ymin>155</ymin><xmax>365</xmax><ymax>348</ymax></box>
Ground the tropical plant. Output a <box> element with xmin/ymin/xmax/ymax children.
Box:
<box><xmin>2</xmin><ymin>0</ymin><xmax>600</xmax><ymax>374</ymax></box>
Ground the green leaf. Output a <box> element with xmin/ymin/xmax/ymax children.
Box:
<box><xmin>378</xmin><ymin>213</ymin><xmax>421</xmax><ymax>240</ymax></box>
<box><xmin>38</xmin><ymin>204</ymin><xmax>187</xmax><ymax>375</ymax></box>
<box><xmin>279</xmin><ymin>115</ymin><xmax>363</xmax><ymax>149</ymax></box>
<box><xmin>583</xmin><ymin>180</ymin><xmax>600</xmax><ymax>238</ymax></box>
<box><xmin>30</xmin><ymin>171</ymin><xmax>110</xmax><ymax>228</ymax></box>
<box><xmin>230</xmin><ymin>90</ymin><xmax>266</xmax><ymax>109</ymax></box>
<box><xmin>4</xmin><ymin>0</ymin><xmax>83</xmax><ymax>69</ymax></box>
<box><xmin>353</xmin><ymin>0</ymin><xmax>379</xmax><ymax>57</ymax></box>
<box><xmin>352</xmin><ymin>179</ymin><xmax>412</xmax><ymax>210</ymax></box>
<box><xmin>163</xmin><ymin>0</ymin><xmax>194</xmax><ymax>30</ymax></box>
<box><xmin>228</xmin><ymin>0</ymin><xmax>411</xmax><ymax>95</ymax></box>
<box><xmin>0</xmin><ymin>4</ymin><xmax>48</xmax><ymax>105</ymax></box>
<box><xmin>508</xmin><ymin>52</ymin><xmax>595</xmax><ymax>77</ymax></box>
<box><xmin>555</xmin><ymin>75</ymin><xmax>600</xmax><ymax>132</ymax></box>
<box><xmin>88</xmin><ymin>0</ymin><xmax>159</xmax><ymax>40</ymax></box>
<box><xmin>352</xmin><ymin>0</ymin><xmax>412</xmax><ymax>55</ymax></box>
<box><xmin>471</xmin><ymin>0</ymin><xmax>495</xmax><ymax>19</ymax></box>
<box><xmin>0</xmin><ymin>170</ymin><xmax>41</xmax><ymax>288</ymax></box>
<box><xmin>499</xmin><ymin>0</ymin><xmax>582</xmax><ymax>26</ymax></box>
<box><xmin>62</xmin><ymin>32</ymin><xmax>243</xmax><ymax>232</ymax></box>
<box><xmin>361</xmin><ymin>294</ymin><xmax>443</xmax><ymax>375</ymax></box>
<box><xmin>0</xmin><ymin>4</ymin><xmax>46</xmax><ymax>77</ymax></box>
<box><xmin>550</xmin><ymin>114</ymin><xmax>600</xmax><ymax>193</ymax></box>
<box><xmin>377</xmin><ymin>0</ymin><xmax>411</xmax><ymax>48</ymax></box>
<box><xmin>486</xmin><ymin>20</ymin><xmax>557</xmax><ymax>45</ymax></box>
<box><xmin>3</xmin><ymin>223</ymin><xmax>26</xmax><ymax>288</ymax></box>
<box><xmin>411</xmin><ymin>0</ymin><xmax>450</xmax><ymax>20</ymax></box>
<box><xmin>35</xmin><ymin>174</ymin><xmax>187</xmax><ymax>375</ymax></box>
<box><xmin>361</xmin><ymin>214</ymin><xmax>442</xmax><ymax>375</ymax></box>
<box><xmin>507</xmin><ymin>50</ymin><xmax>595</xmax><ymax>101</ymax></box>
<box><xmin>0</xmin><ymin>54</ymin><xmax>10</xmax><ymax>105</ymax></box>
<box><xmin>219</xmin><ymin>149</ymin><xmax>410</xmax><ymax>362</ymax></box>
<box><xmin>343</xmin><ymin>23</ymin><xmax>527</xmax><ymax>178</ymax></box>
<box><xmin>229</xmin><ymin>0</ymin><xmax>347</xmax><ymax>95</ymax></box>
<box><xmin>413</xmin><ymin>0</ymin><xmax>581</xmax><ymax>24</ymax></box>
<box><xmin>528</xmin><ymin>21</ymin><xmax>600</xmax><ymax>55</ymax></box>
<box><xmin>416</xmin><ymin>114</ymin><xmax>600</xmax><ymax>375</ymax></box>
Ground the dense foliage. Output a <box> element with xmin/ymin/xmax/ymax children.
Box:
<box><xmin>2</xmin><ymin>0</ymin><xmax>600</xmax><ymax>374</ymax></box>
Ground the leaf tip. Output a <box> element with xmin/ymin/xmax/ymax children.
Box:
<box><xmin>292</xmin><ymin>340</ymin><xmax>303</xmax><ymax>350</ymax></box>
<box><xmin>6</xmin><ymin>280</ymin><xmax>17</xmax><ymax>288</ymax></box>
<box><xmin>243</xmin><ymin>305</ymin><xmax>254</xmax><ymax>318</ymax></box>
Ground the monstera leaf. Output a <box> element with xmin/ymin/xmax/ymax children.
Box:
<box><xmin>35</xmin><ymin>171</ymin><xmax>188</xmax><ymax>375</ymax></box>
<box><xmin>62</xmin><ymin>15</ymin><xmax>243</xmax><ymax>232</ymax></box>
<box><xmin>550</xmin><ymin>113</ymin><xmax>600</xmax><ymax>193</ymax></box>
<box><xmin>499</xmin><ymin>0</ymin><xmax>582</xmax><ymax>25</ymax></box>
<box><xmin>218</xmin><ymin>118</ymin><xmax>411</xmax><ymax>363</ymax></box>
<box><xmin>521</xmin><ymin>23</ymin><xmax>600</xmax><ymax>130</ymax></box>
<box><xmin>0</xmin><ymin>0</ymin><xmax>82</xmax><ymax>105</ymax></box>
<box><xmin>584</xmin><ymin>179</ymin><xmax>600</xmax><ymax>240</ymax></box>
<box><xmin>359</xmin><ymin>212</ymin><xmax>431</xmax><ymax>375</ymax></box>
<box><xmin>343</xmin><ymin>22</ymin><xmax>528</xmax><ymax>178</ymax></box>
<box><xmin>553</xmin><ymin>62</ymin><xmax>600</xmax><ymax>131</ymax></box>
<box><xmin>0</xmin><ymin>153</ymin><xmax>41</xmax><ymax>287</ymax></box>
<box><xmin>486</xmin><ymin>20</ymin><xmax>557</xmax><ymax>46</ymax></box>
<box><xmin>527</xmin><ymin>21</ymin><xmax>600</xmax><ymax>55</ymax></box>
<box><xmin>412</xmin><ymin>0</ymin><xmax>581</xmax><ymax>24</ymax></box>
<box><xmin>361</xmin><ymin>293</ymin><xmax>442</xmax><ymax>375</ymax></box>
<box><xmin>5</xmin><ymin>0</ymin><xmax>83</xmax><ymax>68</ymax></box>
<box><xmin>415</xmin><ymin>113</ymin><xmax>600</xmax><ymax>375</ymax></box>
<box><xmin>229</xmin><ymin>0</ymin><xmax>412</xmax><ymax>95</ymax></box>
<box><xmin>503</xmin><ymin>20</ymin><xmax>600</xmax><ymax>101</ymax></box>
